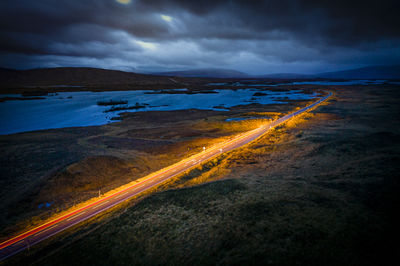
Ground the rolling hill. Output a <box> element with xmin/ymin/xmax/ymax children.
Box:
<box><xmin>0</xmin><ymin>67</ymin><xmax>189</xmax><ymax>88</ymax></box>
<box><xmin>317</xmin><ymin>65</ymin><xmax>400</xmax><ymax>79</ymax></box>
<box><xmin>156</xmin><ymin>68</ymin><xmax>250</xmax><ymax>78</ymax></box>
<box><xmin>261</xmin><ymin>65</ymin><xmax>400</xmax><ymax>80</ymax></box>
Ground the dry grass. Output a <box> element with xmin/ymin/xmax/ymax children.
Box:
<box><xmin>0</xmin><ymin>98</ymin><xmax>298</xmax><ymax>241</ymax></box>
<box><xmin>5</xmin><ymin>85</ymin><xmax>400</xmax><ymax>265</ymax></box>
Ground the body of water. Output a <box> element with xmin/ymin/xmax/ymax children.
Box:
<box><xmin>225</xmin><ymin>117</ymin><xmax>259</xmax><ymax>122</ymax></box>
<box><xmin>0</xmin><ymin>89</ymin><xmax>316</xmax><ymax>135</ymax></box>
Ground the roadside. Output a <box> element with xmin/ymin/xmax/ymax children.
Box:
<box><xmin>4</xmin><ymin>85</ymin><xmax>399</xmax><ymax>265</ymax></box>
<box><xmin>0</xmin><ymin>92</ymin><xmax>312</xmax><ymax>241</ymax></box>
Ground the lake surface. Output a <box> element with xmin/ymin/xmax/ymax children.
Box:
<box><xmin>0</xmin><ymin>89</ymin><xmax>316</xmax><ymax>135</ymax></box>
<box><xmin>225</xmin><ymin>117</ymin><xmax>259</xmax><ymax>122</ymax></box>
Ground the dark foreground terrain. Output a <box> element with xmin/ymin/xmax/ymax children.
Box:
<box><xmin>2</xmin><ymin>85</ymin><xmax>400</xmax><ymax>265</ymax></box>
<box><xmin>0</xmin><ymin>89</ymin><xmax>299</xmax><ymax>239</ymax></box>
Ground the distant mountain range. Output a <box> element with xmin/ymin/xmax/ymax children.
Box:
<box><xmin>261</xmin><ymin>73</ymin><xmax>312</xmax><ymax>79</ymax></box>
<box><xmin>155</xmin><ymin>68</ymin><xmax>249</xmax><ymax>78</ymax></box>
<box><xmin>158</xmin><ymin>65</ymin><xmax>400</xmax><ymax>79</ymax></box>
<box><xmin>259</xmin><ymin>65</ymin><xmax>400</xmax><ymax>79</ymax></box>
<box><xmin>0</xmin><ymin>65</ymin><xmax>399</xmax><ymax>89</ymax></box>
<box><xmin>315</xmin><ymin>65</ymin><xmax>400</xmax><ymax>80</ymax></box>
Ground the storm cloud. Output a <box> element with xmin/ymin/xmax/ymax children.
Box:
<box><xmin>0</xmin><ymin>0</ymin><xmax>399</xmax><ymax>74</ymax></box>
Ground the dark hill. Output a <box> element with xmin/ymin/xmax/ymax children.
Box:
<box><xmin>260</xmin><ymin>73</ymin><xmax>312</xmax><ymax>79</ymax></box>
<box><xmin>0</xmin><ymin>67</ymin><xmax>193</xmax><ymax>89</ymax></box>
<box><xmin>317</xmin><ymin>65</ymin><xmax>400</xmax><ymax>79</ymax></box>
<box><xmin>259</xmin><ymin>65</ymin><xmax>400</xmax><ymax>80</ymax></box>
<box><xmin>156</xmin><ymin>68</ymin><xmax>250</xmax><ymax>78</ymax></box>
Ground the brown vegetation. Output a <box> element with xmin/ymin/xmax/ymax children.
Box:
<box><xmin>5</xmin><ymin>84</ymin><xmax>399</xmax><ymax>266</ymax></box>
<box><xmin>0</xmin><ymin>97</ymin><xmax>308</xmax><ymax>240</ymax></box>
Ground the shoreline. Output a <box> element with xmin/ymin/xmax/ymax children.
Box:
<box><xmin>0</xmin><ymin>88</ymin><xmax>317</xmax><ymax>135</ymax></box>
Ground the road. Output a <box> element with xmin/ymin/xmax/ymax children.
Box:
<box><xmin>0</xmin><ymin>91</ymin><xmax>332</xmax><ymax>261</ymax></box>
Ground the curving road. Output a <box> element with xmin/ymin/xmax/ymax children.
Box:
<box><xmin>0</xmin><ymin>91</ymin><xmax>332</xmax><ymax>261</ymax></box>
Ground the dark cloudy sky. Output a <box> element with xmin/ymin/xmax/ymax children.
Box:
<box><xmin>0</xmin><ymin>0</ymin><xmax>399</xmax><ymax>74</ymax></box>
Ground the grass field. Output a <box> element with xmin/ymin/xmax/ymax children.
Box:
<box><xmin>3</xmin><ymin>85</ymin><xmax>399</xmax><ymax>265</ymax></box>
<box><xmin>0</xmin><ymin>93</ymin><xmax>309</xmax><ymax>241</ymax></box>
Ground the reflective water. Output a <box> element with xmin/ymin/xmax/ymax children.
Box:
<box><xmin>0</xmin><ymin>89</ymin><xmax>316</xmax><ymax>135</ymax></box>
